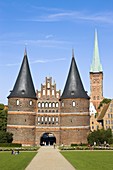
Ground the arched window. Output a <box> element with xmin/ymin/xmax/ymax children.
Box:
<box><xmin>56</xmin><ymin>102</ymin><xmax>59</xmax><ymax>107</ymax></box>
<box><xmin>72</xmin><ymin>101</ymin><xmax>76</xmax><ymax>107</ymax></box>
<box><xmin>52</xmin><ymin>102</ymin><xmax>55</xmax><ymax>107</ymax></box>
<box><xmin>16</xmin><ymin>99</ymin><xmax>19</xmax><ymax>106</ymax></box>
<box><xmin>47</xmin><ymin>82</ymin><xmax>50</xmax><ymax>88</ymax></box>
<box><xmin>38</xmin><ymin>117</ymin><xmax>40</xmax><ymax>121</ymax></box>
<box><xmin>29</xmin><ymin>100</ymin><xmax>32</xmax><ymax>106</ymax></box>
<box><xmin>42</xmin><ymin>102</ymin><xmax>44</xmax><ymax>107</ymax></box>
<box><xmin>49</xmin><ymin>102</ymin><xmax>51</xmax><ymax>107</ymax></box>
<box><xmin>45</xmin><ymin>102</ymin><xmax>48</xmax><ymax>107</ymax></box>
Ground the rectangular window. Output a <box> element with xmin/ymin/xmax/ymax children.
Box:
<box><xmin>45</xmin><ymin>117</ymin><xmax>47</xmax><ymax>122</ymax></box>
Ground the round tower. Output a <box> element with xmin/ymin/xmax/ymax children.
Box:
<box><xmin>7</xmin><ymin>49</ymin><xmax>37</xmax><ymax>146</ymax></box>
<box><xmin>60</xmin><ymin>50</ymin><xmax>90</xmax><ymax>145</ymax></box>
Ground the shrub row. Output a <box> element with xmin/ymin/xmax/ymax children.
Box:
<box><xmin>71</xmin><ymin>143</ymin><xmax>87</xmax><ymax>147</ymax></box>
<box><xmin>0</xmin><ymin>147</ymin><xmax>39</xmax><ymax>152</ymax></box>
<box><xmin>0</xmin><ymin>143</ymin><xmax>22</xmax><ymax>147</ymax></box>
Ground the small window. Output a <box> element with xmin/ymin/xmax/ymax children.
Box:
<box><xmin>56</xmin><ymin>117</ymin><xmax>58</xmax><ymax>122</ymax></box>
<box><xmin>49</xmin><ymin>117</ymin><xmax>51</xmax><ymax>122</ymax></box>
<box><xmin>47</xmin><ymin>82</ymin><xmax>50</xmax><ymax>88</ymax></box>
<box><xmin>47</xmin><ymin>90</ymin><xmax>50</xmax><ymax>96</ymax></box>
<box><xmin>38</xmin><ymin>117</ymin><xmax>40</xmax><ymax>121</ymax></box>
<box><xmin>56</xmin><ymin>93</ymin><xmax>59</xmax><ymax>98</ymax></box>
<box><xmin>93</xmin><ymin>96</ymin><xmax>96</xmax><ymax>100</ymax></box>
<box><xmin>43</xmin><ymin>90</ymin><xmax>45</xmax><ymax>95</ymax></box>
<box><xmin>62</xmin><ymin>102</ymin><xmax>64</xmax><ymax>107</ymax></box>
<box><xmin>72</xmin><ymin>101</ymin><xmax>76</xmax><ymax>107</ymax></box>
<box><xmin>71</xmin><ymin>91</ymin><xmax>74</xmax><ymax>95</ymax></box>
<box><xmin>38</xmin><ymin>93</ymin><xmax>41</xmax><ymax>98</ymax></box>
<box><xmin>52</xmin><ymin>117</ymin><xmax>55</xmax><ymax>122</ymax></box>
<box><xmin>45</xmin><ymin>117</ymin><xmax>47</xmax><ymax>122</ymax></box>
<box><xmin>52</xmin><ymin>90</ymin><xmax>54</xmax><ymax>96</ymax></box>
<box><xmin>45</xmin><ymin>102</ymin><xmax>48</xmax><ymax>108</ymax></box>
<box><xmin>56</xmin><ymin>102</ymin><xmax>59</xmax><ymax>107</ymax></box>
<box><xmin>42</xmin><ymin>103</ymin><xmax>44</xmax><ymax>108</ymax></box>
<box><xmin>29</xmin><ymin>100</ymin><xmax>32</xmax><ymax>106</ymax></box>
<box><xmin>52</xmin><ymin>103</ymin><xmax>55</xmax><ymax>107</ymax></box>
<box><xmin>38</xmin><ymin>102</ymin><xmax>41</xmax><ymax>107</ymax></box>
<box><xmin>49</xmin><ymin>103</ymin><xmax>51</xmax><ymax>107</ymax></box>
<box><xmin>16</xmin><ymin>100</ymin><xmax>19</xmax><ymax>106</ymax></box>
<box><xmin>41</xmin><ymin>117</ymin><xmax>44</xmax><ymax>121</ymax></box>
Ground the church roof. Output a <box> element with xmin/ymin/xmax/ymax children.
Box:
<box><xmin>90</xmin><ymin>29</ymin><xmax>103</xmax><ymax>73</ymax></box>
<box><xmin>8</xmin><ymin>49</ymin><xmax>37</xmax><ymax>99</ymax></box>
<box><xmin>61</xmin><ymin>51</ymin><xmax>89</xmax><ymax>99</ymax></box>
<box><xmin>97</xmin><ymin>103</ymin><xmax>110</xmax><ymax>121</ymax></box>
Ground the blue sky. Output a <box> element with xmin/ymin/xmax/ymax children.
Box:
<box><xmin>0</xmin><ymin>0</ymin><xmax>113</xmax><ymax>104</ymax></box>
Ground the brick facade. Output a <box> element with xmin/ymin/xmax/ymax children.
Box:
<box><xmin>7</xmin><ymin>56</ymin><xmax>90</xmax><ymax>146</ymax></box>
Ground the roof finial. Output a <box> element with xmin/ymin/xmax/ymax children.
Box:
<box><xmin>72</xmin><ymin>48</ymin><xmax>74</xmax><ymax>58</ymax></box>
<box><xmin>24</xmin><ymin>44</ymin><xmax>27</xmax><ymax>56</ymax></box>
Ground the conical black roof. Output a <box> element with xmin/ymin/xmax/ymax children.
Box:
<box><xmin>8</xmin><ymin>49</ymin><xmax>37</xmax><ymax>99</ymax></box>
<box><xmin>61</xmin><ymin>53</ymin><xmax>89</xmax><ymax>99</ymax></box>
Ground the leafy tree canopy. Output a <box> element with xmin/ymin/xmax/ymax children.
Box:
<box><xmin>87</xmin><ymin>128</ymin><xmax>113</xmax><ymax>145</ymax></box>
<box><xmin>0</xmin><ymin>103</ymin><xmax>13</xmax><ymax>143</ymax></box>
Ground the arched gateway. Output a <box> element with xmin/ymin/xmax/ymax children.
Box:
<box><xmin>40</xmin><ymin>133</ymin><xmax>56</xmax><ymax>146</ymax></box>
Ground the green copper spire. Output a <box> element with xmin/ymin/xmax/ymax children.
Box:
<box><xmin>90</xmin><ymin>29</ymin><xmax>103</xmax><ymax>72</ymax></box>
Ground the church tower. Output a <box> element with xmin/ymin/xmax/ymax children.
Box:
<box><xmin>7</xmin><ymin>49</ymin><xmax>37</xmax><ymax>145</ymax></box>
<box><xmin>60</xmin><ymin>50</ymin><xmax>90</xmax><ymax>145</ymax></box>
<box><xmin>90</xmin><ymin>30</ymin><xmax>103</xmax><ymax>109</ymax></box>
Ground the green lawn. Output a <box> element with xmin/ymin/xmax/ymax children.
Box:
<box><xmin>61</xmin><ymin>151</ymin><xmax>113</xmax><ymax>170</ymax></box>
<box><xmin>0</xmin><ymin>152</ymin><xmax>37</xmax><ymax>170</ymax></box>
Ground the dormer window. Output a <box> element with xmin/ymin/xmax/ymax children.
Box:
<box><xmin>71</xmin><ymin>91</ymin><xmax>74</xmax><ymax>95</ymax></box>
<box><xmin>21</xmin><ymin>90</ymin><xmax>25</xmax><ymax>94</ymax></box>
<box><xmin>16</xmin><ymin>99</ymin><xmax>19</xmax><ymax>106</ymax></box>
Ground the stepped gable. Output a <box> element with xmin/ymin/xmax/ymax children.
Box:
<box><xmin>8</xmin><ymin>48</ymin><xmax>36</xmax><ymax>99</ymax></box>
<box><xmin>61</xmin><ymin>51</ymin><xmax>89</xmax><ymax>99</ymax></box>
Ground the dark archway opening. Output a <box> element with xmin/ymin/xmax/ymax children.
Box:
<box><xmin>40</xmin><ymin>133</ymin><xmax>56</xmax><ymax>146</ymax></box>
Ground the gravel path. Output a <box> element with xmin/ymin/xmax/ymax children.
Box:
<box><xmin>25</xmin><ymin>146</ymin><xmax>75</xmax><ymax>170</ymax></box>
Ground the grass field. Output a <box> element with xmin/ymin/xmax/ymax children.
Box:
<box><xmin>61</xmin><ymin>151</ymin><xmax>113</xmax><ymax>170</ymax></box>
<box><xmin>0</xmin><ymin>152</ymin><xmax>37</xmax><ymax>170</ymax></box>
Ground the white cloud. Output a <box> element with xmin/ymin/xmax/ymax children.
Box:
<box><xmin>29</xmin><ymin>9</ymin><xmax>113</xmax><ymax>24</ymax></box>
<box><xmin>31</xmin><ymin>58</ymin><xmax>66</xmax><ymax>64</ymax></box>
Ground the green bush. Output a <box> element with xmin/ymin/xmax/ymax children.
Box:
<box><xmin>0</xmin><ymin>143</ymin><xmax>22</xmax><ymax>147</ymax></box>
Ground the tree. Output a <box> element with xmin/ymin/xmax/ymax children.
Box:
<box><xmin>87</xmin><ymin>128</ymin><xmax>113</xmax><ymax>145</ymax></box>
<box><xmin>0</xmin><ymin>104</ymin><xmax>13</xmax><ymax>143</ymax></box>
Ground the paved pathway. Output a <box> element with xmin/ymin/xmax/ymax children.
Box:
<box><xmin>25</xmin><ymin>146</ymin><xmax>75</xmax><ymax>170</ymax></box>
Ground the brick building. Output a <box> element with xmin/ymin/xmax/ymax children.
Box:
<box><xmin>90</xmin><ymin>29</ymin><xmax>103</xmax><ymax>110</ymax></box>
<box><xmin>7</xmin><ymin>49</ymin><xmax>90</xmax><ymax>146</ymax></box>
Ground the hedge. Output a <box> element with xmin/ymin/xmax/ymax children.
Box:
<box><xmin>0</xmin><ymin>143</ymin><xmax>22</xmax><ymax>147</ymax></box>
